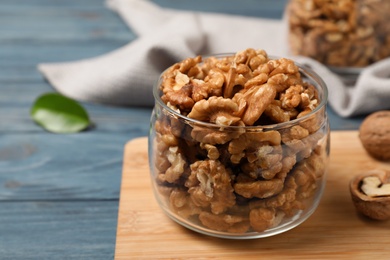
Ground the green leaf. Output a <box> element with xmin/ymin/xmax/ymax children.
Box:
<box><xmin>30</xmin><ymin>93</ymin><xmax>90</xmax><ymax>133</ymax></box>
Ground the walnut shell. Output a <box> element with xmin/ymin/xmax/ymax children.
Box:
<box><xmin>359</xmin><ymin>110</ymin><xmax>390</xmax><ymax>161</ymax></box>
<box><xmin>350</xmin><ymin>169</ymin><xmax>390</xmax><ymax>220</ymax></box>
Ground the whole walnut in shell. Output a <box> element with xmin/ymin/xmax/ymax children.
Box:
<box><xmin>359</xmin><ymin>110</ymin><xmax>390</xmax><ymax>161</ymax></box>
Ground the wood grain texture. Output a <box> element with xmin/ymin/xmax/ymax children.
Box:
<box><xmin>0</xmin><ymin>0</ymin><xmax>141</xmax><ymax>258</ymax></box>
<box><xmin>154</xmin><ymin>0</ymin><xmax>288</xmax><ymax>18</ymax></box>
<box><xmin>115</xmin><ymin>131</ymin><xmax>390</xmax><ymax>259</ymax></box>
<box><xmin>0</xmin><ymin>201</ymin><xmax>118</xmax><ymax>259</ymax></box>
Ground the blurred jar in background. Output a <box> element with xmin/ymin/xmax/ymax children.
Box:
<box><xmin>287</xmin><ymin>0</ymin><xmax>390</xmax><ymax>68</ymax></box>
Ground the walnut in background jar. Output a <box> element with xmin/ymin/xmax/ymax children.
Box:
<box><xmin>287</xmin><ymin>0</ymin><xmax>390</xmax><ymax>68</ymax></box>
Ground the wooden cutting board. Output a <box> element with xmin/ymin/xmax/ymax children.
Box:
<box><xmin>115</xmin><ymin>131</ymin><xmax>390</xmax><ymax>259</ymax></box>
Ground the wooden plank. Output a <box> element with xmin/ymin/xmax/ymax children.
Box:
<box><xmin>0</xmin><ymin>0</ymin><xmax>134</xmax><ymax>66</ymax></box>
<box><xmin>0</xmin><ymin>132</ymin><xmax>143</xmax><ymax>200</ymax></box>
<box><xmin>154</xmin><ymin>0</ymin><xmax>288</xmax><ymax>18</ymax></box>
<box><xmin>0</xmin><ymin>200</ymin><xmax>117</xmax><ymax>259</ymax></box>
<box><xmin>115</xmin><ymin>131</ymin><xmax>390</xmax><ymax>259</ymax></box>
<box><xmin>1</xmin><ymin>0</ymin><xmax>287</xmax><ymax>18</ymax></box>
<box><xmin>327</xmin><ymin>107</ymin><xmax>365</xmax><ymax>130</ymax></box>
<box><xmin>0</xmin><ymin>42</ymin><xmax>131</xmax><ymax>65</ymax></box>
<box><xmin>0</xmin><ymin>92</ymin><xmax>153</xmax><ymax>133</ymax></box>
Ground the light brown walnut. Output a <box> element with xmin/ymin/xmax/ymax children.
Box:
<box><xmin>248</xmin><ymin>166</ymin><xmax>303</xmax><ymax>217</ymax></box>
<box><xmin>153</xmin><ymin>121</ymin><xmax>181</xmax><ymax>175</ymax></box>
<box><xmin>234</xmin><ymin>48</ymin><xmax>258</xmax><ymax>65</ymax></box>
<box><xmin>200</xmin><ymin>143</ymin><xmax>220</xmax><ymax>160</ymax></box>
<box><xmin>234</xmin><ymin>83</ymin><xmax>277</xmax><ymax>126</ymax></box>
<box><xmin>297</xmin><ymin>108</ymin><xmax>323</xmax><ymax>134</ymax></box>
<box><xmin>276</xmin><ymin>155</ymin><xmax>297</xmax><ymax>180</ymax></box>
<box><xmin>161</xmin><ymin>83</ymin><xmax>195</xmax><ymax>112</ymax></box>
<box><xmin>234</xmin><ymin>173</ymin><xmax>284</xmax><ymax>199</ymax></box>
<box><xmin>284</xmin><ymin>131</ymin><xmax>325</xmax><ymax>163</ymax></box>
<box><xmin>287</xmin><ymin>0</ymin><xmax>390</xmax><ymax>67</ymax></box>
<box><xmin>159</xmin><ymin>49</ymin><xmax>319</xmax><ymax>127</ymax></box>
<box><xmin>158</xmin><ymin>146</ymin><xmax>187</xmax><ymax>184</ymax></box>
<box><xmin>280</xmin><ymin>84</ymin><xmax>304</xmax><ymax>109</ymax></box>
<box><xmin>199</xmin><ymin>211</ymin><xmax>250</xmax><ymax>233</ymax></box>
<box><xmin>223</xmin><ymin>64</ymin><xmax>238</xmax><ymax>99</ymax></box>
<box><xmin>190</xmin><ymin>79</ymin><xmax>209</xmax><ymax>102</ymax></box>
<box><xmin>300</xmin><ymin>83</ymin><xmax>318</xmax><ymax>110</ymax></box>
<box><xmin>154</xmin><ymin>133</ymin><xmax>173</xmax><ymax>174</ymax></box>
<box><xmin>179</xmin><ymin>56</ymin><xmax>202</xmax><ymax>74</ymax></box>
<box><xmin>190</xmin><ymin>122</ymin><xmax>245</xmax><ymax>145</ymax></box>
<box><xmin>188</xmin><ymin>96</ymin><xmax>242</xmax><ymax>126</ymax></box>
<box><xmin>223</xmin><ymin>63</ymin><xmax>254</xmax><ymax>98</ymax></box>
<box><xmin>249</xmin><ymin>207</ymin><xmax>277</xmax><ymax>232</ymax></box>
<box><xmin>169</xmin><ymin>188</ymin><xmax>201</xmax><ymax>219</ymax></box>
<box><xmin>267</xmin><ymin>72</ymin><xmax>301</xmax><ymax>93</ymax></box>
<box><xmin>188</xmin><ymin>96</ymin><xmax>245</xmax><ymax>145</ymax></box>
<box><xmin>253</xmin><ymin>145</ymin><xmax>283</xmax><ymax>179</ymax></box>
<box><xmin>268</xmin><ymin>58</ymin><xmax>300</xmax><ymax>77</ymax></box>
<box><xmin>185</xmin><ymin>159</ymin><xmax>236</xmax><ymax>214</ymax></box>
<box><xmin>290</xmin><ymin>146</ymin><xmax>326</xmax><ymax>201</ymax></box>
<box><xmin>228</xmin><ymin>131</ymin><xmax>281</xmax><ymax>164</ymax></box>
<box><xmin>359</xmin><ymin>110</ymin><xmax>390</xmax><ymax>161</ymax></box>
<box><xmin>281</xmin><ymin>125</ymin><xmax>310</xmax><ymax>143</ymax></box>
<box><xmin>249</xmin><ymin>50</ymin><xmax>268</xmax><ymax>70</ymax></box>
<box><xmin>204</xmin><ymin>68</ymin><xmax>225</xmax><ymax>90</ymax></box>
<box><xmin>244</xmin><ymin>72</ymin><xmax>269</xmax><ymax>90</ymax></box>
<box><xmin>264</xmin><ymin>100</ymin><xmax>291</xmax><ymax>123</ymax></box>
<box><xmin>350</xmin><ymin>169</ymin><xmax>390</xmax><ymax>220</ymax></box>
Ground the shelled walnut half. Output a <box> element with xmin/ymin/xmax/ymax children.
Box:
<box><xmin>350</xmin><ymin>169</ymin><xmax>390</xmax><ymax>220</ymax></box>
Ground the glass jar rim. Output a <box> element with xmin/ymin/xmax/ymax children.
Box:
<box><xmin>153</xmin><ymin>53</ymin><xmax>328</xmax><ymax>131</ymax></box>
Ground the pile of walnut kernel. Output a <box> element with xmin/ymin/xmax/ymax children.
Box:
<box><xmin>152</xmin><ymin>48</ymin><xmax>328</xmax><ymax>233</ymax></box>
<box><xmin>288</xmin><ymin>0</ymin><xmax>390</xmax><ymax>67</ymax></box>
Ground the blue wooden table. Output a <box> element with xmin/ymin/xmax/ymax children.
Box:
<box><xmin>0</xmin><ymin>0</ymin><xmax>365</xmax><ymax>259</ymax></box>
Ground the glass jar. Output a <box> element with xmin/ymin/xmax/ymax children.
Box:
<box><xmin>148</xmin><ymin>51</ymin><xmax>330</xmax><ymax>239</ymax></box>
<box><xmin>287</xmin><ymin>0</ymin><xmax>390</xmax><ymax>69</ymax></box>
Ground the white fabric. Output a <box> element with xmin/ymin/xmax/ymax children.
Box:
<box><xmin>38</xmin><ymin>0</ymin><xmax>390</xmax><ymax>117</ymax></box>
